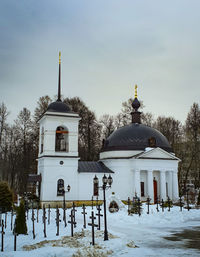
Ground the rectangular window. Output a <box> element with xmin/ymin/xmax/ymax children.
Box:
<box><xmin>166</xmin><ymin>182</ymin><xmax>168</xmax><ymax>197</ymax></box>
<box><xmin>141</xmin><ymin>182</ymin><xmax>145</xmax><ymax>197</ymax></box>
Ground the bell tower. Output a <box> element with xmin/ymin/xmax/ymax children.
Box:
<box><xmin>37</xmin><ymin>52</ymin><xmax>81</xmax><ymax>206</ymax></box>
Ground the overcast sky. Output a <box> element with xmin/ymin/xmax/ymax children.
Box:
<box><xmin>0</xmin><ymin>0</ymin><xmax>199</xmax><ymax>124</ymax></box>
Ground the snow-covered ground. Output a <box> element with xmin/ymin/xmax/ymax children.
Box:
<box><xmin>1</xmin><ymin>204</ymin><xmax>200</xmax><ymax>257</ymax></box>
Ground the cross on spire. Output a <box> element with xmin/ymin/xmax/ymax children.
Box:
<box><xmin>134</xmin><ymin>84</ymin><xmax>138</xmax><ymax>98</ymax></box>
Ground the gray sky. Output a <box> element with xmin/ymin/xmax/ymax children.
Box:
<box><xmin>0</xmin><ymin>0</ymin><xmax>200</xmax><ymax>124</ymax></box>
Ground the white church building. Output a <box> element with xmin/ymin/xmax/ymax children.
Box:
<box><xmin>37</xmin><ymin>53</ymin><xmax>180</xmax><ymax>206</ymax></box>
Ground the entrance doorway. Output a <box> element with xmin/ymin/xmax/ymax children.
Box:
<box><xmin>153</xmin><ymin>179</ymin><xmax>158</xmax><ymax>203</ymax></box>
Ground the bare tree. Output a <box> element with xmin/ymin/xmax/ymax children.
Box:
<box><xmin>14</xmin><ymin>108</ymin><xmax>34</xmax><ymax>193</ymax></box>
<box><xmin>99</xmin><ymin>114</ymin><xmax>115</xmax><ymax>140</ymax></box>
<box><xmin>0</xmin><ymin>103</ymin><xmax>9</xmax><ymax>148</ymax></box>
<box><xmin>64</xmin><ymin>97</ymin><xmax>102</xmax><ymax>161</ymax></box>
<box><xmin>153</xmin><ymin>116</ymin><xmax>183</xmax><ymax>151</ymax></box>
<box><xmin>184</xmin><ymin>103</ymin><xmax>200</xmax><ymax>188</ymax></box>
<box><xmin>34</xmin><ymin>95</ymin><xmax>52</xmax><ymax>122</ymax></box>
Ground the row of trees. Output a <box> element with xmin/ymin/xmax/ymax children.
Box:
<box><xmin>0</xmin><ymin>96</ymin><xmax>199</xmax><ymax>194</ymax></box>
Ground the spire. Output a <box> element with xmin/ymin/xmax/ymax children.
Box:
<box><xmin>57</xmin><ymin>51</ymin><xmax>61</xmax><ymax>101</ymax></box>
<box><xmin>131</xmin><ymin>84</ymin><xmax>141</xmax><ymax>124</ymax></box>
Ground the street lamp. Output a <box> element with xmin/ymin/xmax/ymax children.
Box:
<box><xmin>61</xmin><ymin>184</ymin><xmax>71</xmax><ymax>226</ymax></box>
<box><xmin>93</xmin><ymin>174</ymin><xmax>113</xmax><ymax>241</ymax></box>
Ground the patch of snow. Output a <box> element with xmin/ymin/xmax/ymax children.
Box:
<box><xmin>1</xmin><ymin>205</ymin><xmax>200</xmax><ymax>256</ymax></box>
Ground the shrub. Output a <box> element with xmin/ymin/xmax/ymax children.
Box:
<box><xmin>197</xmin><ymin>191</ymin><xmax>200</xmax><ymax>205</ymax></box>
<box><xmin>0</xmin><ymin>181</ymin><xmax>13</xmax><ymax>212</ymax></box>
<box><xmin>15</xmin><ymin>199</ymin><xmax>27</xmax><ymax>235</ymax></box>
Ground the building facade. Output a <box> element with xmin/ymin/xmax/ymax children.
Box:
<box><xmin>37</xmin><ymin>54</ymin><xmax>180</xmax><ymax>206</ymax></box>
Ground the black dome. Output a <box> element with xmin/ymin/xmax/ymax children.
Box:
<box><xmin>47</xmin><ymin>100</ymin><xmax>71</xmax><ymax>113</ymax></box>
<box><xmin>102</xmin><ymin>123</ymin><xmax>172</xmax><ymax>153</ymax></box>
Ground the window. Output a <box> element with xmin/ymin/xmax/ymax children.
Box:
<box><xmin>55</xmin><ymin>126</ymin><xmax>69</xmax><ymax>152</ymax></box>
<box><xmin>41</xmin><ymin>127</ymin><xmax>44</xmax><ymax>153</ymax></box>
<box><xmin>57</xmin><ymin>179</ymin><xmax>64</xmax><ymax>196</ymax></box>
<box><xmin>93</xmin><ymin>179</ymin><xmax>99</xmax><ymax>196</ymax></box>
<box><xmin>166</xmin><ymin>182</ymin><xmax>168</xmax><ymax>197</ymax></box>
<box><xmin>141</xmin><ymin>182</ymin><xmax>145</xmax><ymax>197</ymax></box>
<box><xmin>148</xmin><ymin>137</ymin><xmax>156</xmax><ymax>147</ymax></box>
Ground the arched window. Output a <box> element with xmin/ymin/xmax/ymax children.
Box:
<box><xmin>55</xmin><ymin>126</ymin><xmax>69</xmax><ymax>152</ymax></box>
<box><xmin>57</xmin><ymin>179</ymin><xmax>64</xmax><ymax>196</ymax></box>
<box><xmin>40</xmin><ymin>127</ymin><xmax>44</xmax><ymax>153</ymax></box>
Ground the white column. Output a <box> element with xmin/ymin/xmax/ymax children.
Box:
<box><xmin>172</xmin><ymin>170</ymin><xmax>179</xmax><ymax>200</ymax></box>
<box><xmin>134</xmin><ymin>169</ymin><xmax>141</xmax><ymax>198</ymax></box>
<box><xmin>160</xmin><ymin>170</ymin><xmax>167</xmax><ymax>201</ymax></box>
<box><xmin>147</xmin><ymin>170</ymin><xmax>154</xmax><ymax>203</ymax></box>
<box><xmin>168</xmin><ymin>171</ymin><xmax>173</xmax><ymax>199</ymax></box>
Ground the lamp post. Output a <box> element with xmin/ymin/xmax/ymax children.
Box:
<box><xmin>93</xmin><ymin>174</ymin><xmax>113</xmax><ymax>241</ymax></box>
<box><xmin>61</xmin><ymin>184</ymin><xmax>71</xmax><ymax>226</ymax></box>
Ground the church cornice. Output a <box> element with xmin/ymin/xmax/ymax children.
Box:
<box><xmin>38</xmin><ymin>155</ymin><xmax>80</xmax><ymax>159</ymax></box>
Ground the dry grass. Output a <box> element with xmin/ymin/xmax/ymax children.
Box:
<box><xmin>40</xmin><ymin>201</ymin><xmax>104</xmax><ymax>209</ymax></box>
<box><xmin>23</xmin><ymin>230</ymin><xmax>118</xmax><ymax>252</ymax></box>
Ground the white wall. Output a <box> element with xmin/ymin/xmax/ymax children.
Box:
<box><xmin>38</xmin><ymin>112</ymin><xmax>80</xmax><ymax>158</ymax></box>
<box><xmin>39</xmin><ymin>157</ymin><xmax>79</xmax><ymax>201</ymax></box>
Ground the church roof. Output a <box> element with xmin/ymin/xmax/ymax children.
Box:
<box><xmin>78</xmin><ymin>161</ymin><xmax>114</xmax><ymax>173</ymax></box>
<box><xmin>47</xmin><ymin>100</ymin><xmax>72</xmax><ymax>113</ymax></box>
<box><xmin>101</xmin><ymin>123</ymin><xmax>172</xmax><ymax>153</ymax></box>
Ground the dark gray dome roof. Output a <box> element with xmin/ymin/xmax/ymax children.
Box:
<box><xmin>47</xmin><ymin>100</ymin><xmax>71</xmax><ymax>113</ymax></box>
<box><xmin>102</xmin><ymin>123</ymin><xmax>172</xmax><ymax>153</ymax></box>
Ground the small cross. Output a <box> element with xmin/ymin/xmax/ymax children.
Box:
<box><xmin>72</xmin><ymin>202</ymin><xmax>77</xmax><ymax>228</ymax></box>
<box><xmin>48</xmin><ymin>205</ymin><xmax>51</xmax><ymax>225</ymax></box>
<box><xmin>160</xmin><ymin>199</ymin><xmax>164</xmax><ymax>212</ymax></box>
<box><xmin>68</xmin><ymin>209</ymin><xmax>76</xmax><ymax>237</ymax></box>
<box><xmin>55</xmin><ymin>206</ymin><xmax>61</xmax><ymax>236</ymax></box>
<box><xmin>81</xmin><ymin>204</ymin><xmax>87</xmax><ymax>229</ymax></box>
<box><xmin>88</xmin><ymin>211</ymin><xmax>98</xmax><ymax>245</ymax></box>
<box><xmin>146</xmin><ymin>197</ymin><xmax>151</xmax><ymax>214</ymax></box>
<box><xmin>96</xmin><ymin>205</ymin><xmax>103</xmax><ymax>230</ymax></box>
<box><xmin>1</xmin><ymin>220</ymin><xmax>5</xmax><ymax>252</ymax></box>
<box><xmin>42</xmin><ymin>205</ymin><xmax>47</xmax><ymax>238</ymax></box>
<box><xmin>167</xmin><ymin>196</ymin><xmax>171</xmax><ymax>212</ymax></box>
<box><xmin>31</xmin><ymin>203</ymin><xmax>36</xmax><ymax>239</ymax></box>
<box><xmin>13</xmin><ymin>223</ymin><xmax>18</xmax><ymax>251</ymax></box>
<box><xmin>156</xmin><ymin>197</ymin><xmax>160</xmax><ymax>212</ymax></box>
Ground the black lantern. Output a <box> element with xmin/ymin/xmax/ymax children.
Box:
<box><xmin>102</xmin><ymin>174</ymin><xmax>108</xmax><ymax>186</ymax></box>
<box><xmin>108</xmin><ymin>174</ymin><xmax>113</xmax><ymax>186</ymax></box>
<box><xmin>93</xmin><ymin>175</ymin><xmax>99</xmax><ymax>184</ymax></box>
<box><xmin>67</xmin><ymin>185</ymin><xmax>71</xmax><ymax>192</ymax></box>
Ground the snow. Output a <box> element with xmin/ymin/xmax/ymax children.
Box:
<box><xmin>1</xmin><ymin>204</ymin><xmax>200</xmax><ymax>257</ymax></box>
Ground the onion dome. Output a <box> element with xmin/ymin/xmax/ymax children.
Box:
<box><xmin>101</xmin><ymin>85</ymin><xmax>172</xmax><ymax>153</ymax></box>
<box><xmin>131</xmin><ymin>85</ymin><xmax>141</xmax><ymax>124</ymax></box>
